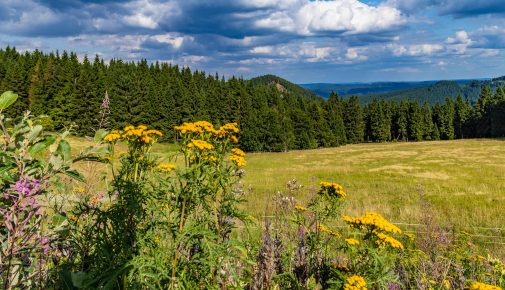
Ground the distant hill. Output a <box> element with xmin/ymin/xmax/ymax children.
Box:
<box><xmin>300</xmin><ymin>77</ymin><xmax>505</xmax><ymax>105</ymax></box>
<box><xmin>250</xmin><ymin>74</ymin><xmax>321</xmax><ymax>101</ymax></box>
<box><xmin>300</xmin><ymin>81</ymin><xmax>440</xmax><ymax>97</ymax></box>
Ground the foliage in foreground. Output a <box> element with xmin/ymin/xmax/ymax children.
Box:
<box><xmin>1</xmin><ymin>92</ymin><xmax>504</xmax><ymax>289</ymax></box>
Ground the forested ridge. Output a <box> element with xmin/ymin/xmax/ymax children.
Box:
<box><xmin>1</xmin><ymin>47</ymin><xmax>505</xmax><ymax>151</ymax></box>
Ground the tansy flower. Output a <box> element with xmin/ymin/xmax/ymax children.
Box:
<box><xmin>317</xmin><ymin>224</ymin><xmax>340</xmax><ymax>237</ymax></box>
<box><xmin>375</xmin><ymin>232</ymin><xmax>404</xmax><ymax>250</ymax></box>
<box><xmin>294</xmin><ymin>204</ymin><xmax>308</xmax><ymax>212</ymax></box>
<box><xmin>345</xmin><ymin>238</ymin><xmax>360</xmax><ymax>246</ymax></box>
<box><xmin>468</xmin><ymin>282</ymin><xmax>502</xmax><ymax>290</ymax></box>
<box><xmin>187</xmin><ymin>139</ymin><xmax>214</xmax><ymax>150</ymax></box>
<box><xmin>231</xmin><ymin>148</ymin><xmax>245</xmax><ymax>157</ymax></box>
<box><xmin>104</xmin><ymin>132</ymin><xmax>121</xmax><ymax>142</ymax></box>
<box><xmin>220</xmin><ymin>122</ymin><xmax>239</xmax><ymax>133</ymax></box>
<box><xmin>342</xmin><ymin>212</ymin><xmax>402</xmax><ymax>234</ymax></box>
<box><xmin>319</xmin><ymin>181</ymin><xmax>346</xmax><ymax>198</ymax></box>
<box><xmin>230</xmin><ymin>155</ymin><xmax>246</xmax><ymax>167</ymax></box>
<box><xmin>157</xmin><ymin>163</ymin><xmax>176</xmax><ymax>172</ymax></box>
<box><xmin>344</xmin><ymin>275</ymin><xmax>367</xmax><ymax>290</ymax></box>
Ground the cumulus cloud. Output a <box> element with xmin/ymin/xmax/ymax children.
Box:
<box><xmin>446</xmin><ymin>30</ymin><xmax>472</xmax><ymax>54</ymax></box>
<box><xmin>255</xmin><ymin>0</ymin><xmax>405</xmax><ymax>35</ymax></box>
<box><xmin>390</xmin><ymin>43</ymin><xmax>444</xmax><ymax>56</ymax></box>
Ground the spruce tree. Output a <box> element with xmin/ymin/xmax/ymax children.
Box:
<box><xmin>344</xmin><ymin>96</ymin><xmax>364</xmax><ymax>143</ymax></box>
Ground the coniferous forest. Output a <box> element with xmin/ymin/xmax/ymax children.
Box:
<box><xmin>1</xmin><ymin>46</ymin><xmax>505</xmax><ymax>152</ymax></box>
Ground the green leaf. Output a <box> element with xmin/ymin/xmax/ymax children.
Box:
<box><xmin>28</xmin><ymin>135</ymin><xmax>56</xmax><ymax>155</ymax></box>
<box><xmin>0</xmin><ymin>91</ymin><xmax>18</xmax><ymax>110</ymax></box>
<box><xmin>94</xmin><ymin>129</ymin><xmax>107</xmax><ymax>143</ymax></box>
<box><xmin>63</xmin><ymin>169</ymin><xmax>84</xmax><ymax>182</ymax></box>
<box><xmin>57</xmin><ymin>139</ymin><xmax>71</xmax><ymax>161</ymax></box>
<box><xmin>49</xmin><ymin>155</ymin><xmax>63</xmax><ymax>171</ymax></box>
<box><xmin>26</xmin><ymin>125</ymin><xmax>43</xmax><ymax>142</ymax></box>
<box><xmin>52</xmin><ymin>213</ymin><xmax>67</xmax><ymax>226</ymax></box>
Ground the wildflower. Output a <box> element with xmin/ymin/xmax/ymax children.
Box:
<box><xmin>468</xmin><ymin>282</ymin><xmax>502</xmax><ymax>290</ymax></box>
<box><xmin>317</xmin><ymin>224</ymin><xmax>340</xmax><ymax>237</ymax></box>
<box><xmin>158</xmin><ymin>163</ymin><xmax>176</xmax><ymax>172</ymax></box>
<box><xmin>375</xmin><ymin>232</ymin><xmax>404</xmax><ymax>250</ymax></box>
<box><xmin>319</xmin><ymin>181</ymin><xmax>346</xmax><ymax>198</ymax></box>
<box><xmin>220</xmin><ymin>122</ymin><xmax>239</xmax><ymax>133</ymax></box>
<box><xmin>104</xmin><ymin>132</ymin><xmax>121</xmax><ymax>142</ymax></box>
<box><xmin>344</xmin><ymin>275</ymin><xmax>367</xmax><ymax>290</ymax></box>
<box><xmin>146</xmin><ymin>129</ymin><xmax>163</xmax><ymax>136</ymax></box>
<box><xmin>202</xmin><ymin>155</ymin><xmax>217</xmax><ymax>162</ymax></box>
<box><xmin>231</xmin><ymin>148</ymin><xmax>245</xmax><ymax>157</ymax></box>
<box><xmin>230</xmin><ymin>154</ymin><xmax>246</xmax><ymax>167</ymax></box>
<box><xmin>89</xmin><ymin>192</ymin><xmax>104</xmax><ymax>208</ymax></box>
<box><xmin>141</xmin><ymin>136</ymin><xmax>153</xmax><ymax>143</ymax></box>
<box><xmin>345</xmin><ymin>238</ymin><xmax>360</xmax><ymax>246</ymax></box>
<box><xmin>73</xmin><ymin>186</ymin><xmax>86</xmax><ymax>194</ymax></box>
<box><xmin>124</xmin><ymin>125</ymin><xmax>135</xmax><ymax>131</ymax></box>
<box><xmin>231</xmin><ymin>135</ymin><xmax>239</xmax><ymax>143</ymax></box>
<box><xmin>187</xmin><ymin>139</ymin><xmax>214</xmax><ymax>150</ymax></box>
<box><xmin>342</xmin><ymin>212</ymin><xmax>402</xmax><ymax>234</ymax></box>
<box><xmin>294</xmin><ymin>204</ymin><xmax>308</xmax><ymax>212</ymax></box>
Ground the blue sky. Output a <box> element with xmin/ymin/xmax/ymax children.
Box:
<box><xmin>1</xmin><ymin>0</ymin><xmax>505</xmax><ymax>83</ymax></box>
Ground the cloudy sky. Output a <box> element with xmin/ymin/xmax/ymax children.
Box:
<box><xmin>1</xmin><ymin>0</ymin><xmax>505</xmax><ymax>83</ymax></box>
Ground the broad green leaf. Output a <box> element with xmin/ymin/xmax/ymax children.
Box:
<box><xmin>49</xmin><ymin>154</ymin><xmax>63</xmax><ymax>171</ymax></box>
<box><xmin>57</xmin><ymin>139</ymin><xmax>71</xmax><ymax>161</ymax></box>
<box><xmin>28</xmin><ymin>135</ymin><xmax>56</xmax><ymax>155</ymax></box>
<box><xmin>94</xmin><ymin>128</ymin><xmax>107</xmax><ymax>143</ymax></box>
<box><xmin>0</xmin><ymin>91</ymin><xmax>18</xmax><ymax>110</ymax></box>
<box><xmin>52</xmin><ymin>213</ymin><xmax>67</xmax><ymax>226</ymax></box>
<box><xmin>26</xmin><ymin>124</ymin><xmax>43</xmax><ymax>141</ymax></box>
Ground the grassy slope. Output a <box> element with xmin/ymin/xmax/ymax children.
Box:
<box><xmin>68</xmin><ymin>137</ymin><xmax>505</xmax><ymax>248</ymax></box>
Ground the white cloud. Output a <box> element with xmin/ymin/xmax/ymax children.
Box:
<box><xmin>446</xmin><ymin>30</ymin><xmax>472</xmax><ymax>54</ymax></box>
<box><xmin>390</xmin><ymin>43</ymin><xmax>443</xmax><ymax>56</ymax></box>
<box><xmin>250</xmin><ymin>46</ymin><xmax>274</xmax><ymax>54</ymax></box>
<box><xmin>124</xmin><ymin>14</ymin><xmax>158</xmax><ymax>29</ymax></box>
<box><xmin>255</xmin><ymin>0</ymin><xmax>405</xmax><ymax>36</ymax></box>
<box><xmin>345</xmin><ymin>47</ymin><xmax>368</xmax><ymax>61</ymax></box>
<box><xmin>151</xmin><ymin>34</ymin><xmax>190</xmax><ymax>49</ymax></box>
<box><xmin>122</xmin><ymin>0</ymin><xmax>180</xmax><ymax>29</ymax></box>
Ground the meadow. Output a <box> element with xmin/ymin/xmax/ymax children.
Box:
<box><xmin>68</xmin><ymin>136</ymin><xmax>505</xmax><ymax>251</ymax></box>
<box><xmin>3</xmin><ymin>99</ymin><xmax>504</xmax><ymax>288</ymax></box>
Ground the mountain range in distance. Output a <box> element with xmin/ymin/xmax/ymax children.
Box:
<box><xmin>250</xmin><ymin>74</ymin><xmax>505</xmax><ymax>105</ymax></box>
<box><xmin>299</xmin><ymin>77</ymin><xmax>505</xmax><ymax>105</ymax></box>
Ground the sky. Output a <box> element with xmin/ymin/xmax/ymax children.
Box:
<box><xmin>1</xmin><ymin>0</ymin><xmax>505</xmax><ymax>83</ymax></box>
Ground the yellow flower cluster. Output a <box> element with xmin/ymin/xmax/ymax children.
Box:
<box><xmin>345</xmin><ymin>238</ymin><xmax>360</xmax><ymax>246</ymax></box>
<box><xmin>175</xmin><ymin>121</ymin><xmax>239</xmax><ymax>142</ymax></box>
<box><xmin>317</xmin><ymin>224</ymin><xmax>340</xmax><ymax>237</ymax></box>
<box><xmin>187</xmin><ymin>139</ymin><xmax>214</xmax><ymax>150</ymax></box>
<box><xmin>230</xmin><ymin>147</ymin><xmax>246</xmax><ymax>167</ymax></box>
<box><xmin>375</xmin><ymin>232</ymin><xmax>404</xmax><ymax>250</ymax></box>
<box><xmin>468</xmin><ymin>282</ymin><xmax>502</xmax><ymax>290</ymax></box>
<box><xmin>104</xmin><ymin>131</ymin><xmax>121</xmax><ymax>142</ymax></box>
<box><xmin>342</xmin><ymin>212</ymin><xmax>402</xmax><ymax>234</ymax></box>
<box><xmin>294</xmin><ymin>204</ymin><xmax>308</xmax><ymax>212</ymax></box>
<box><xmin>104</xmin><ymin>125</ymin><xmax>163</xmax><ymax>144</ymax></box>
<box><xmin>157</xmin><ymin>163</ymin><xmax>176</xmax><ymax>172</ymax></box>
<box><xmin>344</xmin><ymin>275</ymin><xmax>367</xmax><ymax>290</ymax></box>
<box><xmin>319</xmin><ymin>181</ymin><xmax>346</xmax><ymax>198</ymax></box>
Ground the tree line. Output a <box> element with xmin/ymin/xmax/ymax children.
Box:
<box><xmin>1</xmin><ymin>47</ymin><xmax>504</xmax><ymax>151</ymax></box>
